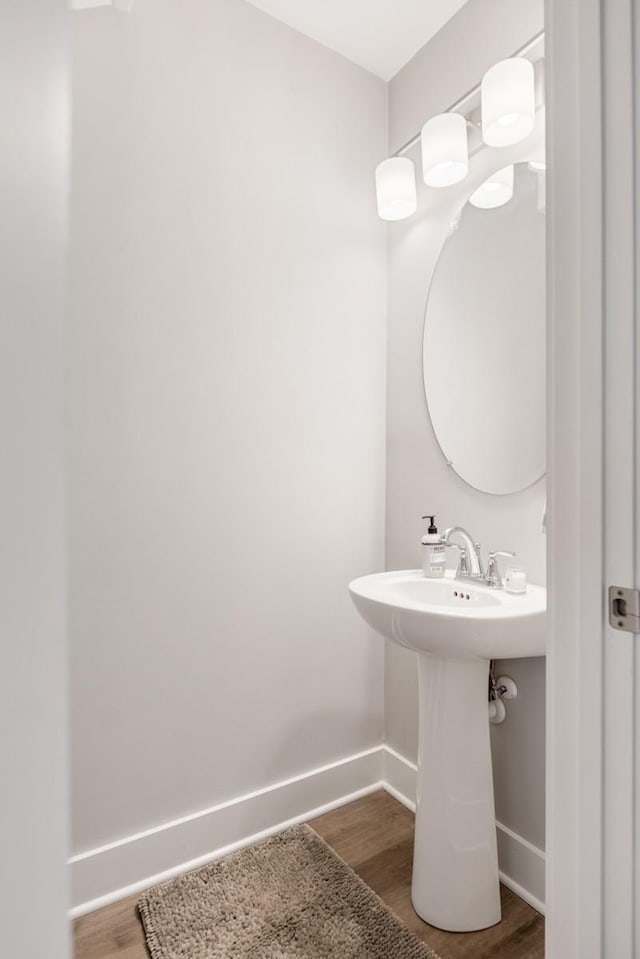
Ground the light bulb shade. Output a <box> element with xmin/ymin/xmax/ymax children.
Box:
<box><xmin>421</xmin><ymin>113</ymin><xmax>469</xmax><ymax>187</ymax></box>
<box><xmin>469</xmin><ymin>165</ymin><xmax>514</xmax><ymax>209</ymax></box>
<box><xmin>375</xmin><ymin>157</ymin><xmax>417</xmax><ymax>221</ymax></box>
<box><xmin>537</xmin><ymin>171</ymin><xmax>546</xmax><ymax>214</ymax></box>
<box><xmin>481</xmin><ymin>58</ymin><xmax>535</xmax><ymax>147</ymax></box>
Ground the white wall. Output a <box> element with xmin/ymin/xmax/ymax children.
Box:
<box><xmin>0</xmin><ymin>2</ymin><xmax>70</xmax><ymax>956</ymax></box>
<box><xmin>69</xmin><ymin>0</ymin><xmax>387</xmax><ymax>872</ymax></box>
<box><xmin>385</xmin><ymin>0</ymin><xmax>546</xmax><ymax>853</ymax></box>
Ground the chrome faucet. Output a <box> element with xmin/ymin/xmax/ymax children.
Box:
<box><xmin>441</xmin><ymin>526</ymin><xmax>484</xmax><ymax>580</ymax></box>
<box><xmin>441</xmin><ymin>527</ymin><xmax>515</xmax><ymax>589</ymax></box>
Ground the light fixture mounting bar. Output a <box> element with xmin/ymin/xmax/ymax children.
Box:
<box><xmin>69</xmin><ymin>0</ymin><xmax>132</xmax><ymax>10</ymax></box>
<box><xmin>392</xmin><ymin>29</ymin><xmax>545</xmax><ymax>159</ymax></box>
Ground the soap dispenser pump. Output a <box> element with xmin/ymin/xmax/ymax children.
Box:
<box><xmin>421</xmin><ymin>515</ymin><xmax>446</xmax><ymax>579</ymax></box>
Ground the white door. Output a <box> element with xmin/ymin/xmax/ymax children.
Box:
<box><xmin>0</xmin><ymin>2</ymin><xmax>71</xmax><ymax>957</ymax></box>
<box><xmin>546</xmin><ymin>1</ymin><xmax>639</xmax><ymax>956</ymax></box>
<box><xmin>602</xmin><ymin>4</ymin><xmax>638</xmax><ymax>956</ymax></box>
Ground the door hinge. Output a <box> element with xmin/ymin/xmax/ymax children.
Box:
<box><xmin>609</xmin><ymin>586</ymin><xmax>640</xmax><ymax>633</ymax></box>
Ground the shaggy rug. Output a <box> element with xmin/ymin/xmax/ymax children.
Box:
<box><xmin>138</xmin><ymin>824</ymin><xmax>440</xmax><ymax>958</ymax></box>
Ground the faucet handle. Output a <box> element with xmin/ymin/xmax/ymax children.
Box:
<box><xmin>485</xmin><ymin>550</ymin><xmax>516</xmax><ymax>589</ymax></box>
<box><xmin>448</xmin><ymin>542</ymin><xmax>472</xmax><ymax>578</ymax></box>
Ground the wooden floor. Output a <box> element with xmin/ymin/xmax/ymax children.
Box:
<box><xmin>74</xmin><ymin>790</ymin><xmax>544</xmax><ymax>959</ymax></box>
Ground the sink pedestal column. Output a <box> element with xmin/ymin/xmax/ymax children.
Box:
<box><xmin>411</xmin><ymin>655</ymin><xmax>501</xmax><ymax>932</ymax></box>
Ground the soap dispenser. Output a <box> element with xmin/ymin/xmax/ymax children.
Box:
<box><xmin>421</xmin><ymin>515</ymin><xmax>446</xmax><ymax>578</ymax></box>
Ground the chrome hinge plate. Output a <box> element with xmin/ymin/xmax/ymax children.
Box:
<box><xmin>609</xmin><ymin>586</ymin><xmax>640</xmax><ymax>633</ymax></box>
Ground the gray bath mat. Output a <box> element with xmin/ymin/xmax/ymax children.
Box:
<box><xmin>138</xmin><ymin>824</ymin><xmax>440</xmax><ymax>958</ymax></box>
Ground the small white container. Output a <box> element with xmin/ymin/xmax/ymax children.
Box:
<box><xmin>504</xmin><ymin>565</ymin><xmax>527</xmax><ymax>594</ymax></box>
<box><xmin>421</xmin><ymin>515</ymin><xmax>446</xmax><ymax>578</ymax></box>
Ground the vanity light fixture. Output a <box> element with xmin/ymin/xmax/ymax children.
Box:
<box><xmin>421</xmin><ymin>113</ymin><xmax>469</xmax><ymax>188</ymax></box>
<box><xmin>375</xmin><ymin>157</ymin><xmax>417</xmax><ymax>221</ymax></box>
<box><xmin>468</xmin><ymin>165</ymin><xmax>514</xmax><ymax>209</ymax></box>
<box><xmin>372</xmin><ymin>31</ymin><xmax>543</xmax><ymax>220</ymax></box>
<box><xmin>481</xmin><ymin>57</ymin><xmax>535</xmax><ymax>147</ymax></box>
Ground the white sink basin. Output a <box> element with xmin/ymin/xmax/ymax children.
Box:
<box><xmin>348</xmin><ymin>569</ymin><xmax>547</xmax><ymax>934</ymax></box>
<box><xmin>349</xmin><ymin>569</ymin><xmax>546</xmax><ymax>659</ymax></box>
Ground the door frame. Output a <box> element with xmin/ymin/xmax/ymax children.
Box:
<box><xmin>546</xmin><ymin>1</ymin><xmax>638</xmax><ymax>955</ymax></box>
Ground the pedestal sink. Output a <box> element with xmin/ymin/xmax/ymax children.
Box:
<box><xmin>349</xmin><ymin>569</ymin><xmax>546</xmax><ymax>932</ymax></box>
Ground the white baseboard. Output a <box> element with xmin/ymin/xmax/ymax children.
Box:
<box><xmin>69</xmin><ymin>746</ymin><xmax>383</xmax><ymax>916</ymax></box>
<box><xmin>382</xmin><ymin>745</ymin><xmax>418</xmax><ymax>812</ymax></box>
<box><xmin>381</xmin><ymin>745</ymin><xmax>546</xmax><ymax>915</ymax></box>
<box><xmin>496</xmin><ymin>820</ymin><xmax>545</xmax><ymax>914</ymax></box>
<box><xmin>70</xmin><ymin>743</ymin><xmax>545</xmax><ymax>918</ymax></box>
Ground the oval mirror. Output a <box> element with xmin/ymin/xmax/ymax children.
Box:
<box><xmin>423</xmin><ymin>161</ymin><xmax>546</xmax><ymax>495</ymax></box>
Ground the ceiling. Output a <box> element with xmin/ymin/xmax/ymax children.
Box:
<box><xmin>243</xmin><ymin>0</ymin><xmax>470</xmax><ymax>81</ymax></box>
